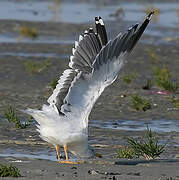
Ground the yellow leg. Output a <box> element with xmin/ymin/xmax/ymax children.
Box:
<box><xmin>63</xmin><ymin>144</ymin><xmax>78</xmax><ymax>164</ymax></box>
<box><xmin>55</xmin><ymin>145</ymin><xmax>78</xmax><ymax>164</ymax></box>
<box><xmin>64</xmin><ymin>144</ymin><xmax>70</xmax><ymax>161</ymax></box>
<box><xmin>55</xmin><ymin>145</ymin><xmax>64</xmax><ymax>163</ymax></box>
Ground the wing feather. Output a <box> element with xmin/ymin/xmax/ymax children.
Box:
<box><xmin>47</xmin><ymin>21</ymin><xmax>105</xmax><ymax>114</ymax></box>
<box><xmin>47</xmin><ymin>69</ymin><xmax>77</xmax><ymax>113</ymax></box>
<box><xmin>69</xmin><ymin>28</ymin><xmax>103</xmax><ymax>73</ymax></box>
<box><xmin>47</xmin><ymin>13</ymin><xmax>153</xmax><ymax>121</ymax></box>
<box><xmin>95</xmin><ymin>16</ymin><xmax>108</xmax><ymax>46</ymax></box>
<box><xmin>60</xmin><ymin>13</ymin><xmax>153</xmax><ymax>127</ymax></box>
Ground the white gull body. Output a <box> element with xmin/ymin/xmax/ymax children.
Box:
<box><xmin>24</xmin><ymin>13</ymin><xmax>153</xmax><ymax>161</ymax></box>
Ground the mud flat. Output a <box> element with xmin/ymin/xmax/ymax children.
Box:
<box><xmin>0</xmin><ymin>121</ymin><xmax>179</xmax><ymax>180</ymax></box>
<box><xmin>0</xmin><ymin>156</ymin><xmax>179</xmax><ymax>180</ymax></box>
<box><xmin>0</xmin><ymin>0</ymin><xmax>179</xmax><ymax>179</ymax></box>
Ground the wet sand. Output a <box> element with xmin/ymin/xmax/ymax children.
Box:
<box><xmin>1</xmin><ymin>156</ymin><xmax>179</xmax><ymax>180</ymax></box>
<box><xmin>0</xmin><ymin>121</ymin><xmax>179</xmax><ymax>179</ymax></box>
<box><xmin>0</xmin><ymin>0</ymin><xmax>179</xmax><ymax>179</ymax></box>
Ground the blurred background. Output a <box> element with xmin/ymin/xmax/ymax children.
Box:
<box><xmin>0</xmin><ymin>0</ymin><xmax>178</xmax><ymax>44</ymax></box>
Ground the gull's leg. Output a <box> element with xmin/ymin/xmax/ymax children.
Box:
<box><xmin>63</xmin><ymin>144</ymin><xmax>78</xmax><ymax>164</ymax></box>
<box><xmin>55</xmin><ymin>145</ymin><xmax>63</xmax><ymax>163</ymax></box>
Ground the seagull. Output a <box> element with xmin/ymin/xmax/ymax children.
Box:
<box><xmin>23</xmin><ymin>12</ymin><xmax>153</xmax><ymax>164</ymax></box>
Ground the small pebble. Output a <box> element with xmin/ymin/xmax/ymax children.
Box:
<box><xmin>127</xmin><ymin>172</ymin><xmax>140</xmax><ymax>176</ymax></box>
<box><xmin>88</xmin><ymin>169</ymin><xmax>99</xmax><ymax>175</ymax></box>
<box><xmin>109</xmin><ymin>176</ymin><xmax>116</xmax><ymax>180</ymax></box>
<box><xmin>108</xmin><ymin>172</ymin><xmax>121</xmax><ymax>176</ymax></box>
<box><xmin>120</xmin><ymin>94</ymin><xmax>126</xmax><ymax>98</ymax></box>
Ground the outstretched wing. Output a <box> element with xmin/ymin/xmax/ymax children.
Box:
<box><xmin>48</xmin><ymin>13</ymin><xmax>153</xmax><ymax>129</ymax></box>
<box><xmin>47</xmin><ymin>17</ymin><xmax>107</xmax><ymax>112</ymax></box>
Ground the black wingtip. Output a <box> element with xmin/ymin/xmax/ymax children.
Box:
<box><xmin>95</xmin><ymin>16</ymin><xmax>108</xmax><ymax>45</ymax></box>
<box><xmin>95</xmin><ymin>17</ymin><xmax>99</xmax><ymax>21</ymax></box>
<box><xmin>88</xmin><ymin>28</ymin><xmax>94</xmax><ymax>33</ymax></box>
<box><xmin>146</xmin><ymin>11</ymin><xmax>154</xmax><ymax>20</ymax></box>
<box><xmin>133</xmin><ymin>23</ymin><xmax>139</xmax><ymax>31</ymax></box>
<box><xmin>95</xmin><ymin>16</ymin><xmax>105</xmax><ymax>25</ymax></box>
<box><xmin>126</xmin><ymin>13</ymin><xmax>153</xmax><ymax>52</ymax></box>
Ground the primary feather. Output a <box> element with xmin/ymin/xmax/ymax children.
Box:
<box><xmin>24</xmin><ymin>13</ymin><xmax>153</xmax><ymax>158</ymax></box>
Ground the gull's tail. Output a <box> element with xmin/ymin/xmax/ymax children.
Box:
<box><xmin>21</xmin><ymin>108</ymin><xmax>46</xmax><ymax>126</ymax></box>
<box><xmin>21</xmin><ymin>105</ymin><xmax>58</xmax><ymax>126</ymax></box>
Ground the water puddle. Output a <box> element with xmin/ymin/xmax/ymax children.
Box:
<box><xmin>90</xmin><ymin>119</ymin><xmax>179</xmax><ymax>147</ymax></box>
<box><xmin>0</xmin><ymin>33</ymin><xmax>74</xmax><ymax>44</ymax></box>
<box><xmin>0</xmin><ymin>31</ymin><xmax>178</xmax><ymax>47</ymax></box>
<box><xmin>90</xmin><ymin>119</ymin><xmax>179</xmax><ymax>133</ymax></box>
<box><xmin>0</xmin><ymin>148</ymin><xmax>78</xmax><ymax>162</ymax></box>
<box><xmin>0</xmin><ymin>153</ymin><xmax>57</xmax><ymax>162</ymax></box>
<box><xmin>0</xmin><ymin>147</ymin><xmax>56</xmax><ymax>161</ymax></box>
<box><xmin>0</xmin><ymin>52</ymin><xmax>68</xmax><ymax>59</ymax></box>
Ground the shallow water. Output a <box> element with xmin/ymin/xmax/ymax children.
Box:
<box><xmin>0</xmin><ymin>33</ymin><xmax>74</xmax><ymax>44</ymax></box>
<box><xmin>0</xmin><ymin>148</ymin><xmax>78</xmax><ymax>162</ymax></box>
<box><xmin>0</xmin><ymin>153</ymin><xmax>57</xmax><ymax>162</ymax></box>
<box><xmin>90</xmin><ymin>119</ymin><xmax>179</xmax><ymax>147</ymax></box>
<box><xmin>0</xmin><ymin>0</ymin><xmax>178</xmax><ymax>27</ymax></box>
<box><xmin>90</xmin><ymin>119</ymin><xmax>179</xmax><ymax>133</ymax></box>
<box><xmin>0</xmin><ymin>1</ymin><xmax>178</xmax><ymax>46</ymax></box>
<box><xmin>0</xmin><ymin>52</ymin><xmax>68</xmax><ymax>59</ymax></box>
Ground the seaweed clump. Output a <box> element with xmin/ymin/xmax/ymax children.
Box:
<box><xmin>0</xmin><ymin>164</ymin><xmax>21</xmax><ymax>177</ymax></box>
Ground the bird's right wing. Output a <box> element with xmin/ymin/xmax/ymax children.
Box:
<box><xmin>60</xmin><ymin>12</ymin><xmax>153</xmax><ymax>129</ymax></box>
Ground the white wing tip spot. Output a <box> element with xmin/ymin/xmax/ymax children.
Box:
<box><xmin>84</xmin><ymin>30</ymin><xmax>88</xmax><ymax>34</ymax></box>
<box><xmin>99</xmin><ymin>18</ymin><xmax>104</xmax><ymax>25</ymax></box>
<box><xmin>69</xmin><ymin>61</ymin><xmax>74</xmax><ymax>68</ymax></box>
<box><xmin>70</xmin><ymin>56</ymin><xmax>74</xmax><ymax>61</ymax></box>
<box><xmin>75</xmin><ymin>41</ymin><xmax>78</xmax><ymax>48</ymax></box>
<box><xmin>72</xmin><ymin>48</ymin><xmax>75</xmax><ymax>55</ymax></box>
<box><xmin>79</xmin><ymin>35</ymin><xmax>83</xmax><ymax>41</ymax></box>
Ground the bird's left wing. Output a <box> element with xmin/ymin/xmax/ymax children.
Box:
<box><xmin>48</xmin><ymin>17</ymin><xmax>107</xmax><ymax>114</ymax></box>
<box><xmin>59</xmin><ymin>13</ymin><xmax>153</xmax><ymax>129</ymax></box>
